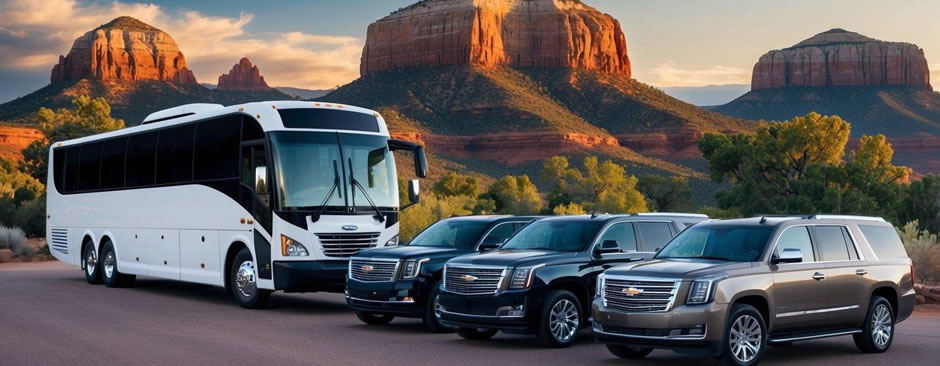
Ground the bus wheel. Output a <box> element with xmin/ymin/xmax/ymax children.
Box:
<box><xmin>231</xmin><ymin>247</ymin><xmax>271</xmax><ymax>309</ymax></box>
<box><xmin>101</xmin><ymin>241</ymin><xmax>135</xmax><ymax>288</ymax></box>
<box><xmin>82</xmin><ymin>242</ymin><xmax>102</xmax><ymax>284</ymax></box>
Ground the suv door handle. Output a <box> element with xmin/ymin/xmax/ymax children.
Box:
<box><xmin>855</xmin><ymin>269</ymin><xmax>868</xmax><ymax>276</ymax></box>
<box><xmin>812</xmin><ymin>272</ymin><xmax>825</xmax><ymax>281</ymax></box>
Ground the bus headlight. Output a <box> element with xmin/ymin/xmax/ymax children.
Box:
<box><xmin>385</xmin><ymin>235</ymin><xmax>399</xmax><ymax>247</ymax></box>
<box><xmin>281</xmin><ymin>235</ymin><xmax>309</xmax><ymax>257</ymax></box>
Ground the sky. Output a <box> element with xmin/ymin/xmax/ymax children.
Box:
<box><xmin>2</xmin><ymin>0</ymin><xmax>940</xmax><ymax>103</ymax></box>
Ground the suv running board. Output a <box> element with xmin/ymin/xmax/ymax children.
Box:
<box><xmin>769</xmin><ymin>329</ymin><xmax>862</xmax><ymax>344</ymax></box>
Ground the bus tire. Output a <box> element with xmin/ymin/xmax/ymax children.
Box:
<box><xmin>230</xmin><ymin>248</ymin><xmax>271</xmax><ymax>309</ymax></box>
<box><xmin>101</xmin><ymin>241</ymin><xmax>135</xmax><ymax>288</ymax></box>
<box><xmin>82</xmin><ymin>241</ymin><xmax>102</xmax><ymax>284</ymax></box>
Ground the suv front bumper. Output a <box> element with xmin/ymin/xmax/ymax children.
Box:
<box><xmin>345</xmin><ymin>277</ymin><xmax>431</xmax><ymax>317</ymax></box>
<box><xmin>591</xmin><ymin>297</ymin><xmax>726</xmax><ymax>355</ymax></box>
<box><xmin>438</xmin><ymin>288</ymin><xmax>540</xmax><ymax>332</ymax></box>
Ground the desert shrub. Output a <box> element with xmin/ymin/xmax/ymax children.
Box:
<box><xmin>14</xmin><ymin>197</ymin><xmax>45</xmax><ymax>238</ymax></box>
<box><xmin>552</xmin><ymin>202</ymin><xmax>586</xmax><ymax>215</ymax></box>
<box><xmin>897</xmin><ymin>221</ymin><xmax>940</xmax><ymax>284</ymax></box>
<box><xmin>0</xmin><ymin>226</ymin><xmax>30</xmax><ymax>257</ymax></box>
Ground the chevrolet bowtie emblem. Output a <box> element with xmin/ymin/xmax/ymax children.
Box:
<box><xmin>362</xmin><ymin>265</ymin><xmax>374</xmax><ymax>272</ymax></box>
<box><xmin>623</xmin><ymin>287</ymin><xmax>644</xmax><ymax>296</ymax></box>
<box><xmin>462</xmin><ymin>275</ymin><xmax>478</xmax><ymax>282</ymax></box>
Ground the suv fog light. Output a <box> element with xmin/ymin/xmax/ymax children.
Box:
<box><xmin>593</xmin><ymin>321</ymin><xmax>603</xmax><ymax>332</ymax></box>
<box><xmin>506</xmin><ymin>305</ymin><xmax>524</xmax><ymax>317</ymax></box>
<box><xmin>688</xmin><ymin>326</ymin><xmax>705</xmax><ymax>335</ymax></box>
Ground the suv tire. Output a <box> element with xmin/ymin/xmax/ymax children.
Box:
<box><xmin>355</xmin><ymin>311</ymin><xmax>395</xmax><ymax>325</ymax></box>
<box><xmin>536</xmin><ymin>290</ymin><xmax>582</xmax><ymax>348</ymax></box>
<box><xmin>423</xmin><ymin>281</ymin><xmax>452</xmax><ymax>333</ymax></box>
<box><xmin>101</xmin><ymin>241</ymin><xmax>135</xmax><ymax>287</ymax></box>
<box><xmin>854</xmin><ymin>296</ymin><xmax>895</xmax><ymax>353</ymax></box>
<box><xmin>719</xmin><ymin>304</ymin><xmax>766</xmax><ymax>366</ymax></box>
<box><xmin>456</xmin><ymin>328</ymin><xmax>498</xmax><ymax>340</ymax></box>
<box><xmin>230</xmin><ymin>248</ymin><xmax>271</xmax><ymax>309</ymax></box>
<box><xmin>606</xmin><ymin>345</ymin><xmax>654</xmax><ymax>359</ymax></box>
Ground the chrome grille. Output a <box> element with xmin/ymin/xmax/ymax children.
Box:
<box><xmin>349</xmin><ymin>258</ymin><xmax>399</xmax><ymax>282</ymax></box>
<box><xmin>316</xmin><ymin>232</ymin><xmax>380</xmax><ymax>258</ymax></box>
<box><xmin>444</xmin><ymin>266</ymin><xmax>506</xmax><ymax>295</ymax></box>
<box><xmin>50</xmin><ymin>228</ymin><xmax>68</xmax><ymax>255</ymax></box>
<box><xmin>603</xmin><ymin>278</ymin><xmax>679</xmax><ymax>313</ymax></box>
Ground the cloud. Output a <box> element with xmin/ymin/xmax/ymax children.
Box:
<box><xmin>932</xmin><ymin>64</ymin><xmax>940</xmax><ymax>89</ymax></box>
<box><xmin>646</xmin><ymin>61</ymin><xmax>751</xmax><ymax>88</ymax></box>
<box><xmin>0</xmin><ymin>0</ymin><xmax>363</xmax><ymax>89</ymax></box>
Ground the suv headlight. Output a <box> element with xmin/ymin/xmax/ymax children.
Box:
<box><xmin>687</xmin><ymin>275</ymin><xmax>726</xmax><ymax>305</ymax></box>
<box><xmin>596</xmin><ymin>273</ymin><xmax>606</xmax><ymax>298</ymax></box>
<box><xmin>400</xmin><ymin>258</ymin><xmax>429</xmax><ymax>279</ymax></box>
<box><xmin>509</xmin><ymin>264</ymin><xmax>544</xmax><ymax>289</ymax></box>
<box><xmin>281</xmin><ymin>235</ymin><xmax>308</xmax><ymax>256</ymax></box>
<box><xmin>385</xmin><ymin>235</ymin><xmax>399</xmax><ymax>247</ymax></box>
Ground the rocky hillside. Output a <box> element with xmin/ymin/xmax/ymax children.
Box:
<box><xmin>50</xmin><ymin>16</ymin><xmax>198</xmax><ymax>85</ymax></box>
<box><xmin>217</xmin><ymin>58</ymin><xmax>273</xmax><ymax>92</ymax></box>
<box><xmin>361</xmin><ymin>0</ymin><xmax>630</xmax><ymax>76</ymax></box>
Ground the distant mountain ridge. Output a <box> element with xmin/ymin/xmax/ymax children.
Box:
<box><xmin>660</xmin><ymin>84</ymin><xmax>749</xmax><ymax>106</ymax></box>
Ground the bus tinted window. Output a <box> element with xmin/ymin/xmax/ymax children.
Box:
<box><xmin>195</xmin><ymin>116</ymin><xmax>240</xmax><ymax>180</ymax></box>
<box><xmin>126</xmin><ymin>132</ymin><xmax>158</xmax><ymax>187</ymax></box>
<box><xmin>78</xmin><ymin>143</ymin><xmax>102</xmax><ymax>191</ymax></box>
<box><xmin>100</xmin><ymin>137</ymin><xmax>127</xmax><ymax>189</ymax></box>
<box><xmin>53</xmin><ymin>148</ymin><xmax>65</xmax><ymax>192</ymax></box>
<box><xmin>278</xmin><ymin>108</ymin><xmax>379</xmax><ymax>132</ymax></box>
<box><xmin>156</xmin><ymin>124</ymin><xmax>195</xmax><ymax>184</ymax></box>
<box><xmin>242</xmin><ymin>115</ymin><xmax>264</xmax><ymax>141</ymax></box>
<box><xmin>64</xmin><ymin>147</ymin><xmax>81</xmax><ymax>192</ymax></box>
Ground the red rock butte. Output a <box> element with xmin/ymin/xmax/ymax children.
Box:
<box><xmin>751</xmin><ymin>28</ymin><xmax>931</xmax><ymax>90</ymax></box>
<box><xmin>217</xmin><ymin>57</ymin><xmax>273</xmax><ymax>92</ymax></box>
<box><xmin>360</xmin><ymin>0</ymin><xmax>631</xmax><ymax>76</ymax></box>
<box><xmin>50</xmin><ymin>16</ymin><xmax>198</xmax><ymax>85</ymax></box>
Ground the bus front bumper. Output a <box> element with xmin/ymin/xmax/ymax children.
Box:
<box><xmin>273</xmin><ymin>260</ymin><xmax>347</xmax><ymax>293</ymax></box>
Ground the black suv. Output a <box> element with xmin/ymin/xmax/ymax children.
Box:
<box><xmin>438</xmin><ymin>213</ymin><xmax>708</xmax><ymax>347</ymax></box>
<box><xmin>346</xmin><ymin>215</ymin><xmax>540</xmax><ymax>332</ymax></box>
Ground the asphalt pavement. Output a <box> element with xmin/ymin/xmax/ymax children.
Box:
<box><xmin>2</xmin><ymin>261</ymin><xmax>939</xmax><ymax>366</ymax></box>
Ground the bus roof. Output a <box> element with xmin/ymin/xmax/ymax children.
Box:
<box><xmin>52</xmin><ymin>100</ymin><xmax>389</xmax><ymax>148</ymax></box>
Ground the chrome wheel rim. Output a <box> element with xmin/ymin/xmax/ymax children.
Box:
<box><xmin>433</xmin><ymin>294</ymin><xmax>442</xmax><ymax>319</ymax></box>
<box><xmin>549</xmin><ymin>299</ymin><xmax>579</xmax><ymax>343</ymax></box>
<box><xmin>85</xmin><ymin>248</ymin><xmax>97</xmax><ymax>276</ymax></box>
<box><xmin>729</xmin><ymin>314</ymin><xmax>762</xmax><ymax>363</ymax></box>
<box><xmin>872</xmin><ymin>304</ymin><xmax>892</xmax><ymax>348</ymax></box>
<box><xmin>234</xmin><ymin>261</ymin><xmax>257</xmax><ymax>298</ymax></box>
<box><xmin>103</xmin><ymin>251</ymin><xmax>115</xmax><ymax>279</ymax></box>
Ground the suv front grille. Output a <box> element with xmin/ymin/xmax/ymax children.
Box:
<box><xmin>349</xmin><ymin>258</ymin><xmax>399</xmax><ymax>282</ymax></box>
<box><xmin>316</xmin><ymin>232</ymin><xmax>380</xmax><ymax>258</ymax></box>
<box><xmin>444</xmin><ymin>266</ymin><xmax>506</xmax><ymax>295</ymax></box>
<box><xmin>603</xmin><ymin>278</ymin><xmax>679</xmax><ymax>313</ymax></box>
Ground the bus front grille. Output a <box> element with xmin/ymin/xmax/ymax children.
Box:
<box><xmin>50</xmin><ymin>228</ymin><xmax>69</xmax><ymax>255</ymax></box>
<box><xmin>316</xmin><ymin>232</ymin><xmax>381</xmax><ymax>258</ymax></box>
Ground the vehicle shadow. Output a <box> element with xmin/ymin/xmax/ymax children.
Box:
<box><xmin>590</xmin><ymin>340</ymin><xmax>867</xmax><ymax>365</ymax></box>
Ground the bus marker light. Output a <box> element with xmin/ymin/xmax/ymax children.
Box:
<box><xmin>240</xmin><ymin>218</ymin><xmax>246</xmax><ymax>224</ymax></box>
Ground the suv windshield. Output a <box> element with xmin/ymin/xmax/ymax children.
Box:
<box><xmin>501</xmin><ymin>220</ymin><xmax>603</xmax><ymax>252</ymax></box>
<box><xmin>271</xmin><ymin>131</ymin><xmax>398</xmax><ymax>211</ymax></box>
<box><xmin>409</xmin><ymin>220</ymin><xmax>490</xmax><ymax>249</ymax></box>
<box><xmin>656</xmin><ymin>225</ymin><xmax>773</xmax><ymax>262</ymax></box>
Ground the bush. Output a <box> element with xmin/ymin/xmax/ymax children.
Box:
<box><xmin>0</xmin><ymin>226</ymin><xmax>30</xmax><ymax>257</ymax></box>
<box><xmin>897</xmin><ymin>221</ymin><xmax>940</xmax><ymax>284</ymax></box>
<box><xmin>14</xmin><ymin>196</ymin><xmax>46</xmax><ymax>238</ymax></box>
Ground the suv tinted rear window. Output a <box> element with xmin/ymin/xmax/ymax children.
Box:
<box><xmin>812</xmin><ymin>226</ymin><xmax>853</xmax><ymax>261</ymax></box>
<box><xmin>859</xmin><ymin>225</ymin><xmax>908</xmax><ymax>259</ymax></box>
<box><xmin>636</xmin><ymin>222</ymin><xmax>673</xmax><ymax>251</ymax></box>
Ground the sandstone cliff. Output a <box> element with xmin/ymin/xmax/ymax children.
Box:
<box><xmin>50</xmin><ymin>16</ymin><xmax>198</xmax><ymax>84</ymax></box>
<box><xmin>361</xmin><ymin>0</ymin><xmax>630</xmax><ymax>76</ymax></box>
<box><xmin>217</xmin><ymin>58</ymin><xmax>273</xmax><ymax>92</ymax></box>
<box><xmin>751</xmin><ymin>29</ymin><xmax>931</xmax><ymax>90</ymax></box>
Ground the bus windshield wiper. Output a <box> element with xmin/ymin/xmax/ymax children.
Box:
<box><xmin>347</xmin><ymin>157</ymin><xmax>386</xmax><ymax>223</ymax></box>
<box><xmin>313</xmin><ymin>160</ymin><xmax>343</xmax><ymax>222</ymax></box>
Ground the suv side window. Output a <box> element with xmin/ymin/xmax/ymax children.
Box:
<box><xmin>598</xmin><ymin>222</ymin><xmax>638</xmax><ymax>252</ymax></box>
<box><xmin>811</xmin><ymin>226</ymin><xmax>852</xmax><ymax>261</ymax></box>
<box><xmin>636</xmin><ymin>222</ymin><xmax>673</xmax><ymax>252</ymax></box>
<box><xmin>858</xmin><ymin>225</ymin><xmax>907</xmax><ymax>259</ymax></box>
<box><xmin>774</xmin><ymin>226</ymin><xmax>815</xmax><ymax>262</ymax></box>
<box><xmin>482</xmin><ymin>223</ymin><xmax>517</xmax><ymax>245</ymax></box>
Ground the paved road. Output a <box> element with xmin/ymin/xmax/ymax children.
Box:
<box><xmin>2</xmin><ymin>261</ymin><xmax>939</xmax><ymax>366</ymax></box>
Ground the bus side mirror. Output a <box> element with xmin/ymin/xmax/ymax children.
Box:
<box><xmin>408</xmin><ymin>179</ymin><xmax>420</xmax><ymax>204</ymax></box>
<box><xmin>414</xmin><ymin>145</ymin><xmax>428</xmax><ymax>179</ymax></box>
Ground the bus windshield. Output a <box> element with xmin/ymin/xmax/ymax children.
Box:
<box><xmin>271</xmin><ymin>131</ymin><xmax>398</xmax><ymax>211</ymax></box>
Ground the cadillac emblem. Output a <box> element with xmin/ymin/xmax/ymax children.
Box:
<box><xmin>462</xmin><ymin>275</ymin><xmax>478</xmax><ymax>282</ymax></box>
<box><xmin>622</xmin><ymin>287</ymin><xmax>644</xmax><ymax>296</ymax></box>
<box><xmin>362</xmin><ymin>265</ymin><xmax>374</xmax><ymax>273</ymax></box>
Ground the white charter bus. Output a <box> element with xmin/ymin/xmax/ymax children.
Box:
<box><xmin>46</xmin><ymin>101</ymin><xmax>427</xmax><ymax>308</ymax></box>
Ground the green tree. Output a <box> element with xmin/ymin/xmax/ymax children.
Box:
<box><xmin>637</xmin><ymin>175</ymin><xmax>694</xmax><ymax>212</ymax></box>
<box><xmin>552</xmin><ymin>202</ymin><xmax>586</xmax><ymax>215</ymax></box>
<box><xmin>485</xmin><ymin>175</ymin><xmax>543</xmax><ymax>215</ymax></box>
<box><xmin>432</xmin><ymin>172</ymin><xmax>480</xmax><ymax>198</ymax></box>
<box><xmin>540</xmin><ymin>155</ymin><xmax>646</xmax><ymax>214</ymax></box>
<box><xmin>0</xmin><ymin>159</ymin><xmax>43</xmax><ymax>199</ymax></box>
<box><xmin>398</xmin><ymin>194</ymin><xmax>476</xmax><ymax>243</ymax></box>
<box><xmin>898</xmin><ymin>175</ymin><xmax>940</xmax><ymax>234</ymax></box>
<box><xmin>22</xmin><ymin>96</ymin><xmax>125</xmax><ymax>182</ymax></box>
<box><xmin>699</xmin><ymin>113</ymin><xmax>909</xmax><ymax>219</ymax></box>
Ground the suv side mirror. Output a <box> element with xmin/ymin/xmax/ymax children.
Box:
<box><xmin>479</xmin><ymin>236</ymin><xmax>502</xmax><ymax>251</ymax></box>
<box><xmin>772</xmin><ymin>248</ymin><xmax>803</xmax><ymax>264</ymax></box>
<box><xmin>594</xmin><ymin>240</ymin><xmax>621</xmax><ymax>256</ymax></box>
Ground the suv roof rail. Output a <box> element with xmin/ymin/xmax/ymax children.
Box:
<box><xmin>631</xmin><ymin>213</ymin><xmax>709</xmax><ymax>218</ymax></box>
<box><xmin>809</xmin><ymin>214</ymin><xmax>886</xmax><ymax>222</ymax></box>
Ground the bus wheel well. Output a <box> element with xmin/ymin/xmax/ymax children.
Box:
<box><xmin>872</xmin><ymin>286</ymin><xmax>899</xmax><ymax>317</ymax></box>
<box><xmin>733</xmin><ymin>295</ymin><xmax>770</xmax><ymax>324</ymax></box>
<box><xmin>548</xmin><ymin>281</ymin><xmax>589</xmax><ymax>317</ymax></box>
<box><xmin>98</xmin><ymin>235</ymin><xmax>113</xmax><ymax>255</ymax></box>
<box><xmin>80</xmin><ymin>235</ymin><xmax>95</xmax><ymax>269</ymax></box>
<box><xmin>224</xmin><ymin>242</ymin><xmax>248</xmax><ymax>295</ymax></box>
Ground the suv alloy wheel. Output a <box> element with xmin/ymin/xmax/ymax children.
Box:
<box><xmin>854</xmin><ymin>296</ymin><xmax>895</xmax><ymax>353</ymax></box>
<box><xmin>537</xmin><ymin>290</ymin><xmax>582</xmax><ymax>347</ymax></box>
<box><xmin>720</xmin><ymin>304</ymin><xmax>766</xmax><ymax>366</ymax></box>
